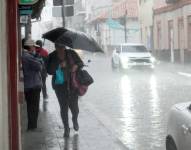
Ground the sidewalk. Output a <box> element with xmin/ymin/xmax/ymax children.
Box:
<box><xmin>157</xmin><ymin>61</ymin><xmax>191</xmax><ymax>73</ymax></box>
<box><xmin>21</xmin><ymin>84</ymin><xmax>128</xmax><ymax>150</ymax></box>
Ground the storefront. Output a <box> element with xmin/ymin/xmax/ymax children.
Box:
<box><xmin>0</xmin><ymin>0</ymin><xmax>45</xmax><ymax>150</ymax></box>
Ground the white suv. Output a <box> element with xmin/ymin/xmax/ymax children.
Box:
<box><xmin>111</xmin><ymin>43</ymin><xmax>155</xmax><ymax>69</ymax></box>
<box><xmin>166</xmin><ymin>102</ymin><xmax>191</xmax><ymax>150</ymax></box>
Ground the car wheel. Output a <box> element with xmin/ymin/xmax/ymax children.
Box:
<box><xmin>166</xmin><ymin>136</ymin><xmax>177</xmax><ymax>150</ymax></box>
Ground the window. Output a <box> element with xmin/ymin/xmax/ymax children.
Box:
<box><xmin>178</xmin><ymin>18</ymin><xmax>184</xmax><ymax>49</ymax></box>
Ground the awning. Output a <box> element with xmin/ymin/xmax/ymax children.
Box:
<box><xmin>106</xmin><ymin>18</ymin><xmax>124</xmax><ymax>30</ymax></box>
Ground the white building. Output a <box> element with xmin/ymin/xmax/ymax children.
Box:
<box><xmin>139</xmin><ymin>0</ymin><xmax>154</xmax><ymax>50</ymax></box>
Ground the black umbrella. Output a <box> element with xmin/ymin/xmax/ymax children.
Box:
<box><xmin>42</xmin><ymin>27</ymin><xmax>103</xmax><ymax>52</ymax></box>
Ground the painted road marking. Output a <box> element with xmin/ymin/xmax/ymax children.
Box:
<box><xmin>178</xmin><ymin>72</ymin><xmax>191</xmax><ymax>77</ymax></box>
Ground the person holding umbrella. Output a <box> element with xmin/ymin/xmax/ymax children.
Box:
<box><xmin>43</xmin><ymin>27</ymin><xmax>103</xmax><ymax>137</ymax></box>
<box><xmin>22</xmin><ymin>38</ymin><xmax>43</xmax><ymax>131</ymax></box>
<box><xmin>46</xmin><ymin>43</ymin><xmax>84</xmax><ymax>137</ymax></box>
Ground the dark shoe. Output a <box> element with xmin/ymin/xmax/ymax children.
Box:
<box><xmin>28</xmin><ymin>128</ymin><xmax>43</xmax><ymax>132</ymax></box>
<box><xmin>27</xmin><ymin>128</ymin><xmax>36</xmax><ymax>132</ymax></box>
<box><xmin>27</xmin><ymin>125</ymin><xmax>37</xmax><ymax>131</ymax></box>
<box><xmin>64</xmin><ymin>128</ymin><xmax>70</xmax><ymax>138</ymax></box>
<box><xmin>43</xmin><ymin>94</ymin><xmax>48</xmax><ymax>100</ymax></box>
<box><xmin>72</xmin><ymin>118</ymin><xmax>79</xmax><ymax>131</ymax></box>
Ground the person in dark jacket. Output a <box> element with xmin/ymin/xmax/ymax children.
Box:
<box><xmin>22</xmin><ymin>38</ymin><xmax>43</xmax><ymax>131</ymax></box>
<box><xmin>46</xmin><ymin>43</ymin><xmax>84</xmax><ymax>137</ymax></box>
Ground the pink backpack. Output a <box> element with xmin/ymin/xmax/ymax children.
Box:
<box><xmin>71</xmin><ymin>72</ymin><xmax>88</xmax><ymax>96</ymax></box>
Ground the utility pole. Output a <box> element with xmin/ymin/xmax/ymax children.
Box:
<box><xmin>124</xmin><ymin>10</ymin><xmax>127</xmax><ymax>43</ymax></box>
<box><xmin>62</xmin><ymin>0</ymin><xmax>65</xmax><ymax>27</ymax></box>
<box><xmin>25</xmin><ymin>15</ymin><xmax>31</xmax><ymax>38</ymax></box>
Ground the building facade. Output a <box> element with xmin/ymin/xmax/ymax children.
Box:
<box><xmin>153</xmin><ymin>0</ymin><xmax>191</xmax><ymax>63</ymax></box>
<box><xmin>139</xmin><ymin>0</ymin><xmax>154</xmax><ymax>50</ymax></box>
<box><xmin>87</xmin><ymin>0</ymin><xmax>140</xmax><ymax>54</ymax></box>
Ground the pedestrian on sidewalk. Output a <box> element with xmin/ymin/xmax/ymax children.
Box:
<box><xmin>22</xmin><ymin>38</ymin><xmax>43</xmax><ymax>131</ymax></box>
<box><xmin>46</xmin><ymin>43</ymin><xmax>84</xmax><ymax>137</ymax></box>
<box><xmin>35</xmin><ymin>40</ymin><xmax>49</xmax><ymax>101</ymax></box>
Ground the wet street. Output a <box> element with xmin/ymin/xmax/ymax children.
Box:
<box><xmin>22</xmin><ymin>53</ymin><xmax>191</xmax><ymax>150</ymax></box>
<box><xmin>81</xmin><ymin>53</ymin><xmax>191</xmax><ymax>150</ymax></box>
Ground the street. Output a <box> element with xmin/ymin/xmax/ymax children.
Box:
<box><xmin>79</xmin><ymin>54</ymin><xmax>191</xmax><ymax>150</ymax></box>
<box><xmin>22</xmin><ymin>53</ymin><xmax>191</xmax><ymax>150</ymax></box>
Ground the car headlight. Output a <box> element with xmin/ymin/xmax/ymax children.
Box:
<box><xmin>150</xmin><ymin>57</ymin><xmax>155</xmax><ymax>63</ymax></box>
<box><xmin>120</xmin><ymin>57</ymin><xmax>129</xmax><ymax>64</ymax></box>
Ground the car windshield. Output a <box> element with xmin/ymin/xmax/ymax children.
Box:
<box><xmin>122</xmin><ymin>45</ymin><xmax>148</xmax><ymax>53</ymax></box>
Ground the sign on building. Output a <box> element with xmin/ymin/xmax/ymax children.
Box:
<box><xmin>19</xmin><ymin>5</ymin><xmax>33</xmax><ymax>15</ymax></box>
<box><xmin>52</xmin><ymin>6</ymin><xmax>74</xmax><ymax>17</ymax></box>
<box><xmin>53</xmin><ymin>0</ymin><xmax>74</xmax><ymax>6</ymax></box>
<box><xmin>20</xmin><ymin>16</ymin><xmax>29</xmax><ymax>24</ymax></box>
<box><xmin>65</xmin><ymin>6</ymin><xmax>74</xmax><ymax>16</ymax></box>
<box><xmin>65</xmin><ymin>0</ymin><xmax>74</xmax><ymax>5</ymax></box>
<box><xmin>19</xmin><ymin>0</ymin><xmax>39</xmax><ymax>5</ymax></box>
<box><xmin>52</xmin><ymin>6</ymin><xmax>62</xmax><ymax>17</ymax></box>
<box><xmin>53</xmin><ymin>0</ymin><xmax>62</xmax><ymax>6</ymax></box>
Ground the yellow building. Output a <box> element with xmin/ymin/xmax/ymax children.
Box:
<box><xmin>153</xmin><ymin>0</ymin><xmax>191</xmax><ymax>63</ymax></box>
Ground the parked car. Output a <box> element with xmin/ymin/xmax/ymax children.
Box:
<box><xmin>111</xmin><ymin>43</ymin><xmax>155</xmax><ymax>69</ymax></box>
<box><xmin>166</xmin><ymin>102</ymin><xmax>191</xmax><ymax>150</ymax></box>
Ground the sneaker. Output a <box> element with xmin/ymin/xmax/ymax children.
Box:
<box><xmin>64</xmin><ymin>128</ymin><xmax>70</xmax><ymax>138</ymax></box>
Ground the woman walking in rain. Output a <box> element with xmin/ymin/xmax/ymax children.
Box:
<box><xmin>46</xmin><ymin>43</ymin><xmax>84</xmax><ymax>137</ymax></box>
